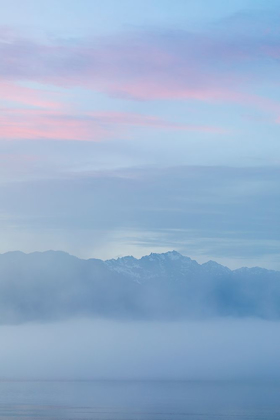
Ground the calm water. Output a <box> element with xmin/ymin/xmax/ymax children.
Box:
<box><xmin>0</xmin><ymin>380</ymin><xmax>280</xmax><ymax>419</ymax></box>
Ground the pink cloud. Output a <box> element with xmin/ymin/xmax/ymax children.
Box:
<box><xmin>0</xmin><ymin>81</ymin><xmax>66</xmax><ymax>110</ymax></box>
<box><xmin>0</xmin><ymin>109</ymin><xmax>226</xmax><ymax>142</ymax></box>
<box><xmin>0</xmin><ymin>24</ymin><xmax>280</xmax><ymax>115</ymax></box>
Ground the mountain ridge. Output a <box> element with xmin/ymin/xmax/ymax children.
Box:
<box><xmin>1</xmin><ymin>249</ymin><xmax>277</xmax><ymax>273</ymax></box>
<box><xmin>0</xmin><ymin>249</ymin><xmax>279</xmax><ymax>324</ymax></box>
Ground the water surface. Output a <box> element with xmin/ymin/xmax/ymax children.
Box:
<box><xmin>0</xmin><ymin>380</ymin><xmax>280</xmax><ymax>419</ymax></box>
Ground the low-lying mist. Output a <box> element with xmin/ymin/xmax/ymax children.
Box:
<box><xmin>1</xmin><ymin>318</ymin><xmax>280</xmax><ymax>381</ymax></box>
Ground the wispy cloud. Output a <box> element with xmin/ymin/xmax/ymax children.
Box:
<box><xmin>0</xmin><ymin>109</ymin><xmax>225</xmax><ymax>141</ymax></box>
<box><xmin>1</xmin><ymin>11</ymin><xmax>280</xmax><ymax>112</ymax></box>
<box><xmin>0</xmin><ymin>81</ymin><xmax>63</xmax><ymax>110</ymax></box>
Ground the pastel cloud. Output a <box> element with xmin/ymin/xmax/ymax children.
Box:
<box><xmin>0</xmin><ymin>11</ymin><xmax>280</xmax><ymax>112</ymax></box>
<box><xmin>0</xmin><ymin>109</ymin><xmax>224</xmax><ymax>142</ymax></box>
<box><xmin>0</xmin><ymin>81</ymin><xmax>63</xmax><ymax>110</ymax></box>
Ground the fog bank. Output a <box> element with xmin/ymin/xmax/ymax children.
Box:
<box><xmin>1</xmin><ymin>251</ymin><xmax>280</xmax><ymax>324</ymax></box>
<box><xmin>1</xmin><ymin>318</ymin><xmax>280</xmax><ymax>381</ymax></box>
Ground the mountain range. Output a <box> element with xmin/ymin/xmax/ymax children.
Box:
<box><xmin>0</xmin><ymin>250</ymin><xmax>279</xmax><ymax>324</ymax></box>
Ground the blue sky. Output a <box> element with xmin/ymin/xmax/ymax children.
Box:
<box><xmin>0</xmin><ymin>0</ymin><xmax>279</xmax><ymax>268</ymax></box>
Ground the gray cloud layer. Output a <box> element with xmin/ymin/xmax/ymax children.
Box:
<box><xmin>0</xmin><ymin>164</ymin><xmax>279</xmax><ymax>267</ymax></box>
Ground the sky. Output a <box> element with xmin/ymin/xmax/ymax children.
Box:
<box><xmin>0</xmin><ymin>0</ymin><xmax>280</xmax><ymax>269</ymax></box>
